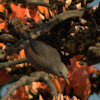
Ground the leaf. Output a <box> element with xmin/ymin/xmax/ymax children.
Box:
<box><xmin>8</xmin><ymin>86</ymin><xmax>28</xmax><ymax>100</ymax></box>
<box><xmin>66</xmin><ymin>58</ymin><xmax>91</xmax><ymax>100</ymax></box>
<box><xmin>10</xmin><ymin>3</ymin><xmax>40</xmax><ymax>23</ymax></box>
<box><xmin>0</xmin><ymin>4</ymin><xmax>5</xmax><ymax>12</ymax></box>
<box><xmin>0</xmin><ymin>69</ymin><xmax>11</xmax><ymax>85</ymax></box>
<box><xmin>0</xmin><ymin>22</ymin><xmax>7</xmax><ymax>29</ymax></box>
<box><xmin>39</xmin><ymin>94</ymin><xmax>44</xmax><ymax>100</ymax></box>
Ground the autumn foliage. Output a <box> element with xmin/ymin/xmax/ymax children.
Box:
<box><xmin>0</xmin><ymin>0</ymin><xmax>100</xmax><ymax>100</ymax></box>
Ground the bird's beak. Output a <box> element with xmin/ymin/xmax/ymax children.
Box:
<box><xmin>66</xmin><ymin>78</ymin><xmax>70</xmax><ymax>85</ymax></box>
<box><xmin>63</xmin><ymin>76</ymin><xmax>70</xmax><ymax>85</ymax></box>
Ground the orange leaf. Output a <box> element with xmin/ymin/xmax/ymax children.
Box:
<box><xmin>0</xmin><ymin>69</ymin><xmax>11</xmax><ymax>85</ymax></box>
<box><xmin>0</xmin><ymin>43</ymin><xmax>6</xmax><ymax>48</ymax></box>
<box><xmin>8</xmin><ymin>86</ymin><xmax>28</xmax><ymax>100</ymax></box>
<box><xmin>38</xmin><ymin>6</ymin><xmax>46</xmax><ymax>14</ymax></box>
<box><xmin>0</xmin><ymin>4</ymin><xmax>5</xmax><ymax>12</ymax></box>
<box><xmin>39</xmin><ymin>94</ymin><xmax>44</xmax><ymax>100</ymax></box>
<box><xmin>0</xmin><ymin>22</ymin><xmax>7</xmax><ymax>29</ymax></box>
<box><xmin>19</xmin><ymin>49</ymin><xmax>26</xmax><ymax>58</ymax></box>
<box><xmin>66</xmin><ymin>60</ymin><xmax>91</xmax><ymax>100</ymax></box>
<box><xmin>38</xmin><ymin>6</ymin><xmax>54</xmax><ymax>19</ymax></box>
<box><xmin>52</xmin><ymin>76</ymin><xmax>61</xmax><ymax>93</ymax></box>
<box><xmin>10</xmin><ymin>3</ymin><xmax>40</xmax><ymax>23</ymax></box>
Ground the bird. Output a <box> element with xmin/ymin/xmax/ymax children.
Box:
<box><xmin>23</xmin><ymin>36</ymin><xmax>69</xmax><ymax>83</ymax></box>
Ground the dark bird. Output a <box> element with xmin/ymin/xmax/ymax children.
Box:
<box><xmin>24</xmin><ymin>37</ymin><xmax>69</xmax><ymax>83</ymax></box>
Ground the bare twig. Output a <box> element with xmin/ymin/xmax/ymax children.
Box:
<box><xmin>0</xmin><ymin>58</ymin><xmax>27</xmax><ymax>69</ymax></box>
<box><xmin>1</xmin><ymin>72</ymin><xmax>57</xmax><ymax>100</ymax></box>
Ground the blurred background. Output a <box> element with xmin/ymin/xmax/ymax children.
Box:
<box><xmin>0</xmin><ymin>0</ymin><xmax>100</xmax><ymax>100</ymax></box>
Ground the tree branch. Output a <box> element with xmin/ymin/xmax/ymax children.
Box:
<box><xmin>87</xmin><ymin>42</ymin><xmax>100</xmax><ymax>65</ymax></box>
<box><xmin>0</xmin><ymin>39</ymin><xmax>25</xmax><ymax>60</ymax></box>
<box><xmin>29</xmin><ymin>10</ymin><xmax>84</xmax><ymax>39</ymax></box>
<box><xmin>41</xmin><ymin>76</ymin><xmax>57</xmax><ymax>100</ymax></box>
<box><xmin>0</xmin><ymin>58</ymin><xmax>27</xmax><ymax>69</ymax></box>
<box><xmin>23</xmin><ymin>0</ymin><xmax>50</xmax><ymax>7</ymax></box>
<box><xmin>1</xmin><ymin>72</ymin><xmax>57</xmax><ymax>100</ymax></box>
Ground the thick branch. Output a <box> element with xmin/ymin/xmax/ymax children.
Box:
<box><xmin>0</xmin><ymin>58</ymin><xmax>27</xmax><ymax>69</ymax></box>
<box><xmin>1</xmin><ymin>72</ymin><xmax>57</xmax><ymax>100</ymax></box>
<box><xmin>24</xmin><ymin>0</ymin><xmax>50</xmax><ymax>7</ymax></box>
<box><xmin>0</xmin><ymin>0</ymin><xmax>50</xmax><ymax>7</ymax></box>
<box><xmin>29</xmin><ymin>10</ymin><xmax>84</xmax><ymax>39</ymax></box>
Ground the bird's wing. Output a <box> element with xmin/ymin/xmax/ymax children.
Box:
<box><xmin>29</xmin><ymin>38</ymin><xmax>61</xmax><ymax>62</ymax></box>
<box><xmin>24</xmin><ymin>38</ymin><xmax>65</xmax><ymax>76</ymax></box>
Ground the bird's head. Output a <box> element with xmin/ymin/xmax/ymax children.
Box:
<box><xmin>53</xmin><ymin>62</ymin><xmax>70</xmax><ymax>85</ymax></box>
